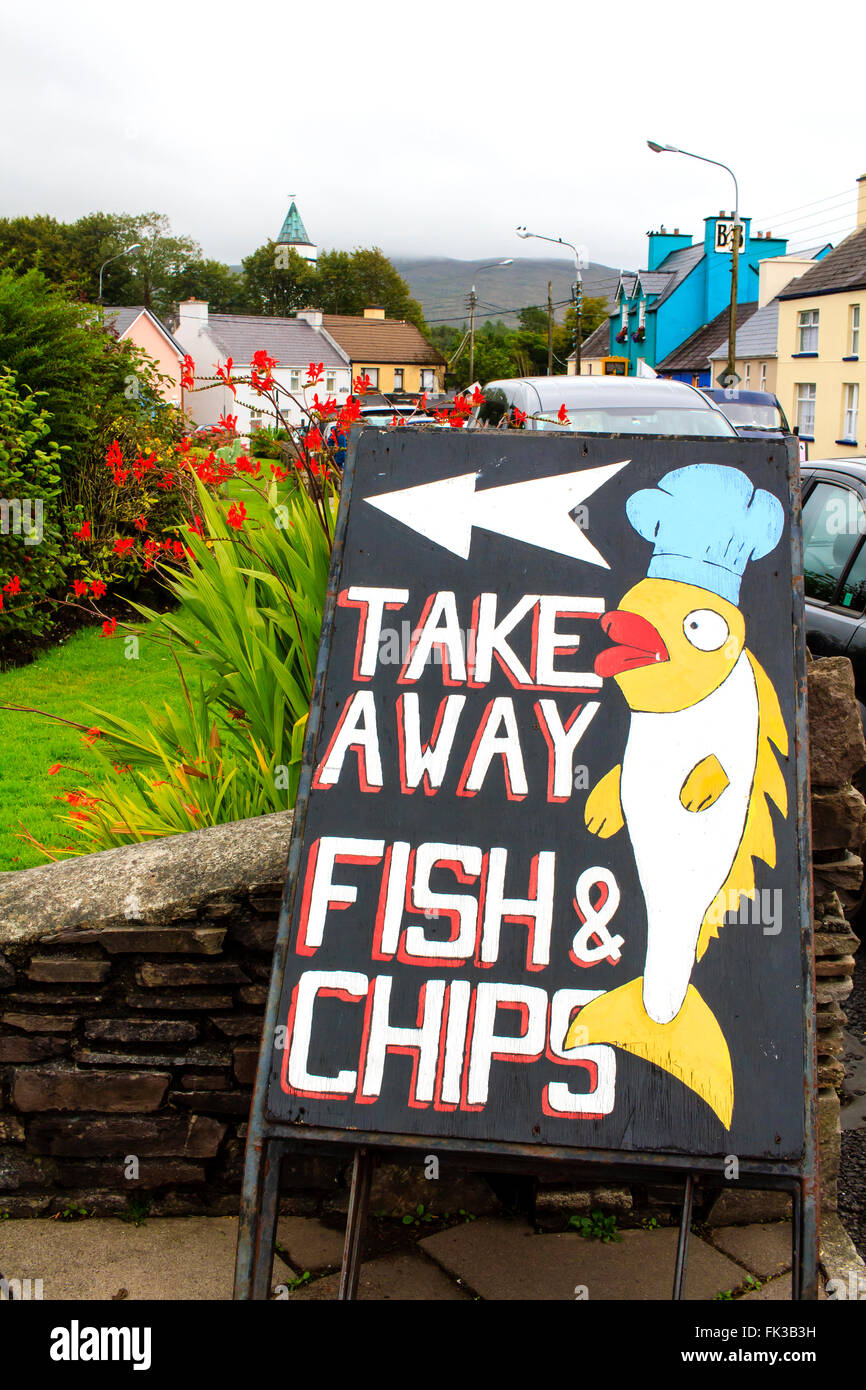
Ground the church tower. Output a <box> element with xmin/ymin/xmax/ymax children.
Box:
<box><xmin>276</xmin><ymin>198</ymin><xmax>317</xmax><ymax>264</ymax></box>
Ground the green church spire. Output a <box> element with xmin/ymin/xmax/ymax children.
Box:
<box><xmin>277</xmin><ymin>199</ymin><xmax>311</xmax><ymax>246</ymax></box>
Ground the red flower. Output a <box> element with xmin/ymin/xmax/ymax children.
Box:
<box><xmin>48</xmin><ymin>763</ymin><xmax>62</xmax><ymax>775</ymax></box>
<box><xmin>84</xmin><ymin>727</ymin><xmax>101</xmax><ymax>746</ymax></box>
<box><xmin>305</xmin><ymin>426</ymin><xmax>323</xmax><ymax>452</ymax></box>
<box><xmin>91</xmin><ymin>580</ymin><xmax>107</xmax><ymax>600</ymax></box>
<box><xmin>187</xmin><ymin>515</ymin><xmax>204</xmax><ymax>537</ymax></box>
<box><xmin>470</xmin><ymin>386</ymin><xmax>486</xmax><ymax>406</ymax></box>
<box><xmin>157</xmin><ymin>471</ymin><xmax>175</xmax><ymax>489</ymax></box>
<box><xmin>557</xmin><ymin>403</ymin><xmax>571</xmax><ymax>424</ymax></box>
<box><xmin>113</xmin><ymin>469</ymin><xmax>128</xmax><ymax>487</ymax></box>
<box><xmin>216</xmin><ymin>413</ymin><xmax>238</xmax><ymax>435</ymax></box>
<box><xmin>72</xmin><ymin>579</ymin><xmax>88</xmax><ymax>597</ymax></box>
<box><xmin>133</xmin><ymin>515</ymin><xmax>147</xmax><ymax>531</ymax></box>
<box><xmin>336</xmin><ymin>397</ymin><xmax>362</xmax><ymax>430</ymax></box>
<box><xmin>419</xmin><ymin>392</ymin><xmax>428</xmax><ymax>411</ymax></box>
<box><xmin>4</xmin><ymin>575</ymin><xmax>21</xmax><ymax>596</ymax></box>
<box><xmin>311</xmin><ymin>393</ymin><xmax>338</xmax><ymax>420</ymax></box>
<box><xmin>113</xmin><ymin>537</ymin><xmax>134</xmax><ymax>555</ymax></box>
<box><xmin>184</xmin><ymin>804</ymin><xmax>201</xmax><ymax>816</ymax></box>
<box><xmin>215</xmin><ymin>357</ymin><xmax>237</xmax><ymax>397</ymax></box>
<box><xmin>226</xmin><ymin>501</ymin><xmax>247</xmax><ymax>530</ymax></box>
<box><xmin>176</xmin><ymin>436</ymin><xmax>192</xmax><ymax>455</ymax></box>
<box><xmin>352</xmin><ymin>372</ymin><xmax>372</xmax><ymax>396</ymax></box>
<box><xmin>513</xmin><ymin>407</ymin><xmax>527</xmax><ymax>427</ymax></box>
<box><xmin>181</xmin><ymin>354</ymin><xmax>195</xmax><ymax>391</ymax></box>
<box><xmin>73</xmin><ymin>521</ymin><xmax>92</xmax><ymax>542</ymax></box>
<box><xmin>250</xmin><ymin>349</ymin><xmax>278</xmax><ymax>394</ymax></box>
<box><xmin>235</xmin><ymin>454</ymin><xmax>261</xmax><ymax>476</ymax></box>
<box><xmin>306</xmin><ymin>361</ymin><xmax>324</xmax><ymax>385</ymax></box>
<box><xmin>172</xmin><ymin>541</ymin><xmax>187</xmax><ymax>559</ymax></box>
<box><xmin>270</xmin><ymin>464</ymin><xmax>290</xmax><ymax>481</ymax></box>
<box><xmin>102</xmin><ymin>618</ymin><xmax>116</xmax><ymax>637</ymax></box>
<box><xmin>105</xmin><ymin>440</ymin><xmax>123</xmax><ymax>471</ymax></box>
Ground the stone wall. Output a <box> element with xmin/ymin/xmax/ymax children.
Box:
<box><xmin>0</xmin><ymin>656</ymin><xmax>862</xmax><ymax>1228</ymax></box>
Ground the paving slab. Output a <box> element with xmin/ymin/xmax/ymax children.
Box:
<box><xmin>0</xmin><ymin>1216</ymin><xmax>241</xmax><ymax>1300</ymax></box>
<box><xmin>739</xmin><ymin>1272</ymin><xmax>792</xmax><ymax>1301</ymax></box>
<box><xmin>420</xmin><ymin>1218</ymin><xmax>745</xmax><ymax>1300</ymax></box>
<box><xmin>275</xmin><ymin>1216</ymin><xmax>345</xmax><ymax>1273</ymax></box>
<box><xmin>285</xmin><ymin>1251</ymin><xmax>470</xmax><ymax>1301</ymax></box>
<box><xmin>710</xmin><ymin>1222</ymin><xmax>792</xmax><ymax>1279</ymax></box>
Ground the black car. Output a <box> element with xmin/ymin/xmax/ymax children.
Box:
<box><xmin>801</xmin><ymin>458</ymin><xmax>866</xmax><ymax>724</ymax></box>
<box><xmin>702</xmin><ymin>388</ymin><xmax>790</xmax><ymax>438</ymax></box>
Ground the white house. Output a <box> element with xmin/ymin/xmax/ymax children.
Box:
<box><xmin>173</xmin><ymin>300</ymin><xmax>351</xmax><ymax>433</ymax></box>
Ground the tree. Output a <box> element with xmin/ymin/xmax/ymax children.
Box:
<box><xmin>553</xmin><ymin>298</ymin><xmax>610</xmax><ymax>365</ymax></box>
<box><xmin>169</xmin><ymin>259</ymin><xmax>247</xmax><ymax>314</ymax></box>
<box><xmin>344</xmin><ymin>248</ymin><xmax>427</xmax><ymax>329</ymax></box>
<box><xmin>518</xmin><ymin>304</ymin><xmax>549</xmax><ymax>335</ymax></box>
<box><xmin>241</xmin><ymin>242</ymin><xmax>318</xmax><ymax>317</ymax></box>
<box><xmin>113</xmin><ymin>213</ymin><xmax>201</xmax><ymax>314</ymax></box>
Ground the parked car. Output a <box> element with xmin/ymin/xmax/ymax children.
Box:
<box><xmin>800</xmin><ymin>458</ymin><xmax>866</xmax><ymax>724</ymax></box>
<box><xmin>471</xmin><ymin>375</ymin><xmax>738</xmax><ymax>437</ymax></box>
<box><xmin>701</xmin><ymin>388</ymin><xmax>790</xmax><ymax>438</ymax></box>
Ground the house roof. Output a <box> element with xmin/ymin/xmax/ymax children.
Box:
<box><xmin>104</xmin><ymin>306</ymin><xmax>185</xmax><ymax>359</ymax></box>
<box><xmin>708</xmin><ymin>299</ymin><xmax>780</xmax><ymax>360</ymax></box>
<box><xmin>656</xmin><ymin>301</ymin><xmax>760</xmax><ymax>372</ymax></box>
<box><xmin>203</xmin><ymin>314</ymin><xmax>347</xmax><ymax>368</ymax></box>
<box><xmin>321</xmin><ymin>315</ymin><xmax>446</xmax><ymax>366</ymax></box>
<box><xmin>634</xmin><ymin>270</ymin><xmax>673</xmax><ymax>297</ymax></box>
<box><xmin>277</xmin><ymin>200</ymin><xmax>313</xmax><ymax>247</ymax></box>
<box><xmin>777</xmin><ymin>223</ymin><xmax>866</xmax><ymax>300</ymax></box>
<box><xmin>647</xmin><ymin>243</ymin><xmax>705</xmax><ymax>311</ymax></box>
<box><xmin>616</xmin><ymin>273</ymin><xmax>638</xmax><ymax>301</ymax></box>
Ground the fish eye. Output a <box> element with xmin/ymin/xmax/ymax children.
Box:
<box><xmin>683</xmin><ymin>609</ymin><xmax>729</xmax><ymax>652</ymax></box>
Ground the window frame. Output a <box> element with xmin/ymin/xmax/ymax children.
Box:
<box><xmin>796</xmin><ymin>381</ymin><xmax>817</xmax><ymax>437</ymax></box>
<box><xmin>393</xmin><ymin>368</ymin><xmax>404</xmax><ymax>391</ymax></box>
<box><xmin>843</xmin><ymin>382</ymin><xmax>860</xmax><ymax>441</ymax></box>
<box><xmin>850</xmin><ymin>304</ymin><xmax>860</xmax><ymax>357</ymax></box>
<box><xmin>797</xmin><ymin>308</ymin><xmax>819</xmax><ymax>354</ymax></box>
<box><xmin>800</xmin><ymin>473</ymin><xmax>866</xmax><ymax>609</ymax></box>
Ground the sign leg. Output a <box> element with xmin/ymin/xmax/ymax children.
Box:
<box><xmin>338</xmin><ymin>1147</ymin><xmax>374</xmax><ymax>1301</ymax></box>
<box><xmin>672</xmin><ymin>1173</ymin><xmax>695</xmax><ymax>1300</ymax></box>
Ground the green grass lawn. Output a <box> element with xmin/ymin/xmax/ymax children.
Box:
<box><xmin>0</xmin><ymin>619</ymin><xmax>193</xmax><ymax>872</ymax></box>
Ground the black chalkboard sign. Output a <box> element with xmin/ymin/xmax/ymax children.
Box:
<box><xmin>236</xmin><ymin>428</ymin><xmax>817</xmax><ymax>1299</ymax></box>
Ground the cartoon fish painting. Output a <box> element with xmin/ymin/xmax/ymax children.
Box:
<box><xmin>564</xmin><ymin>464</ymin><xmax>788</xmax><ymax>1129</ymax></box>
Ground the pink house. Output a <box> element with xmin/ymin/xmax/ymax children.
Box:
<box><xmin>104</xmin><ymin>307</ymin><xmax>186</xmax><ymax>406</ymax></box>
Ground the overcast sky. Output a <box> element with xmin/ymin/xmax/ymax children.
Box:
<box><xmin>1</xmin><ymin>0</ymin><xmax>863</xmax><ymax>274</ymax></box>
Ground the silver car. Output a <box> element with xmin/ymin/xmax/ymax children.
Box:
<box><xmin>473</xmin><ymin>375</ymin><xmax>737</xmax><ymax>437</ymax></box>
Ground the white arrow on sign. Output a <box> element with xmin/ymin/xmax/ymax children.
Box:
<box><xmin>364</xmin><ymin>459</ymin><xmax>630</xmax><ymax>568</ymax></box>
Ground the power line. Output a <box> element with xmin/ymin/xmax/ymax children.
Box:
<box><xmin>753</xmin><ymin>186</ymin><xmax>853</xmax><ymax>225</ymax></box>
<box><xmin>754</xmin><ymin>195</ymin><xmax>856</xmax><ymax>236</ymax></box>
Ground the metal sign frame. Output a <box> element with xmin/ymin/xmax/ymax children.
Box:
<box><xmin>235</xmin><ymin>429</ymin><xmax>818</xmax><ymax>1301</ymax></box>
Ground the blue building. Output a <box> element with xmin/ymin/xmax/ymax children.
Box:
<box><xmin>606</xmin><ymin>214</ymin><xmax>789</xmax><ymax>375</ymax></box>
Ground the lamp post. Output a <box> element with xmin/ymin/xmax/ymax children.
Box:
<box><xmin>516</xmin><ymin>227</ymin><xmax>584</xmax><ymax>374</ymax></box>
<box><xmin>98</xmin><ymin>244</ymin><xmax>141</xmax><ymax>304</ymax></box>
<box><xmin>467</xmin><ymin>260</ymin><xmax>513</xmax><ymax>384</ymax></box>
<box><xmin>647</xmin><ymin>141</ymin><xmax>740</xmax><ymax>387</ymax></box>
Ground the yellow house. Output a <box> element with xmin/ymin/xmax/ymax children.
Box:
<box><xmin>298</xmin><ymin>307</ymin><xmax>446</xmax><ymax>396</ymax></box>
<box><xmin>776</xmin><ymin>178</ymin><xmax>866</xmax><ymax>457</ymax></box>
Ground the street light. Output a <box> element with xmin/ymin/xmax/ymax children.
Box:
<box><xmin>467</xmin><ymin>260</ymin><xmax>513</xmax><ymax>384</ymax></box>
<box><xmin>516</xmin><ymin>227</ymin><xmax>585</xmax><ymax>374</ymax></box>
<box><xmin>647</xmin><ymin>141</ymin><xmax>740</xmax><ymax>386</ymax></box>
<box><xmin>98</xmin><ymin>244</ymin><xmax>141</xmax><ymax>304</ymax></box>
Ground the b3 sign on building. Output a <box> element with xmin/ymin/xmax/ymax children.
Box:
<box><xmin>266</xmin><ymin>429</ymin><xmax>811</xmax><ymax>1165</ymax></box>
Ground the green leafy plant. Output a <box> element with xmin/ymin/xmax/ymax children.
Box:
<box><xmin>53</xmin><ymin>1201</ymin><xmax>93</xmax><ymax>1222</ymax></box>
<box><xmin>285</xmin><ymin>1269</ymin><xmax>311</xmax><ymax>1291</ymax></box>
<box><xmin>120</xmin><ymin>1195</ymin><xmax>151</xmax><ymax>1226</ymax></box>
<box><xmin>567</xmin><ymin>1208</ymin><xmax>622</xmax><ymax>1243</ymax></box>
<box><xmin>713</xmin><ymin>1288</ymin><xmax>734</xmax><ymax>1301</ymax></box>
<box><xmin>402</xmin><ymin>1203</ymin><xmax>437</xmax><ymax>1227</ymax></box>
<box><xmin>641</xmin><ymin>1215</ymin><xmax>659</xmax><ymax>1230</ymax></box>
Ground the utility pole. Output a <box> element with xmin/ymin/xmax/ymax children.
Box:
<box><xmin>468</xmin><ymin>286</ymin><xmax>477</xmax><ymax>385</ymax></box>
<box><xmin>727</xmin><ymin>216</ymin><xmax>740</xmax><ymax>387</ymax></box>
<box><xmin>573</xmin><ymin>273</ymin><xmax>583</xmax><ymax>376</ymax></box>
<box><xmin>547</xmin><ymin>281</ymin><xmax>553</xmax><ymax>375</ymax></box>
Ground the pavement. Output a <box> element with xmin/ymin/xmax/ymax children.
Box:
<box><xmin>0</xmin><ymin>1209</ymin><xmax>859</xmax><ymax>1300</ymax></box>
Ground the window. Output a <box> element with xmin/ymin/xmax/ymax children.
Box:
<box><xmin>759</xmin><ymin>362</ymin><xmax>767</xmax><ymax>392</ymax></box>
<box><xmin>289</xmin><ymin>371</ymin><xmax>300</xmax><ymax>392</ymax></box>
<box><xmin>850</xmin><ymin>304</ymin><xmax>860</xmax><ymax>357</ymax></box>
<box><xmin>744</xmin><ymin>363</ymin><xmax>751</xmax><ymax>388</ymax></box>
<box><xmin>797</xmin><ymin>309</ymin><xmax>819</xmax><ymax>353</ymax></box>
<box><xmin>420</xmin><ymin>369</ymin><xmax>435</xmax><ymax>391</ymax></box>
<box><xmin>796</xmin><ymin>382</ymin><xmax>816</xmax><ymax>436</ymax></box>
<box><xmin>393</xmin><ymin>368</ymin><xmax>404</xmax><ymax>391</ymax></box>
<box><xmin>325</xmin><ymin>371</ymin><xmax>336</xmax><ymax>393</ymax></box>
<box><xmin>843</xmin><ymin>383</ymin><xmax>859</xmax><ymax>440</ymax></box>
<box><xmin>801</xmin><ymin>481</ymin><xmax>866</xmax><ymax>602</ymax></box>
<box><xmin>360</xmin><ymin>367</ymin><xmax>378</xmax><ymax>388</ymax></box>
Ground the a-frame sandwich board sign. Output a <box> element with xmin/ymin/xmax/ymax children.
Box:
<box><xmin>235</xmin><ymin>427</ymin><xmax>818</xmax><ymax>1300</ymax></box>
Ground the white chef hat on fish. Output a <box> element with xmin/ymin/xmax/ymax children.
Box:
<box><xmin>625</xmin><ymin>463</ymin><xmax>785</xmax><ymax>606</ymax></box>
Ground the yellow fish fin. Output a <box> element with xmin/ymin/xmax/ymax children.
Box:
<box><xmin>565</xmin><ymin>977</ymin><xmax>733</xmax><ymax>1128</ymax></box>
<box><xmin>584</xmin><ymin>763</ymin><xmax>624</xmax><ymax>839</ymax></box>
<box><xmin>696</xmin><ymin>650</ymin><xmax>788</xmax><ymax>960</ymax></box>
<box><xmin>680</xmin><ymin>753</ymin><xmax>729</xmax><ymax>812</ymax></box>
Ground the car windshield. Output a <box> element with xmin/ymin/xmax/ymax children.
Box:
<box><xmin>532</xmin><ymin>406</ymin><xmax>735</xmax><ymax>437</ymax></box>
<box><xmin>718</xmin><ymin>401</ymin><xmax>783</xmax><ymax>430</ymax></box>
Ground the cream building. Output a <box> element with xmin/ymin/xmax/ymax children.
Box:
<box><xmin>775</xmin><ymin>178</ymin><xmax>866</xmax><ymax>458</ymax></box>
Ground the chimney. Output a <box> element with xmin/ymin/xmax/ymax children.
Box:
<box><xmin>363</xmin><ymin>306</ymin><xmax>386</xmax><ymax>320</ymax></box>
<box><xmin>297</xmin><ymin>308</ymin><xmax>323</xmax><ymax>328</ymax></box>
<box><xmin>858</xmin><ymin>175</ymin><xmax>866</xmax><ymax>228</ymax></box>
<box><xmin>179</xmin><ymin>298</ymin><xmax>208</xmax><ymax>325</ymax></box>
